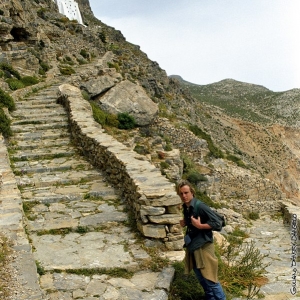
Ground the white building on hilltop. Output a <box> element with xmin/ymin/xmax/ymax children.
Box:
<box><xmin>52</xmin><ymin>0</ymin><xmax>83</xmax><ymax>25</ymax></box>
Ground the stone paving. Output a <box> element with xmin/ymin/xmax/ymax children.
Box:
<box><xmin>234</xmin><ymin>214</ymin><xmax>300</xmax><ymax>300</ymax></box>
<box><xmin>0</xmin><ymin>81</ymin><xmax>299</xmax><ymax>299</ymax></box>
<box><xmin>1</xmin><ymin>84</ymin><xmax>174</xmax><ymax>300</ymax></box>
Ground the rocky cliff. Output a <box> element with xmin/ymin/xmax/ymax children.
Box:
<box><xmin>1</xmin><ymin>1</ymin><xmax>300</xmax><ymax>298</ymax></box>
<box><xmin>1</xmin><ymin>0</ymin><xmax>299</xmax><ymax>213</ymax></box>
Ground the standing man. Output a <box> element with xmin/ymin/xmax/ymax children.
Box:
<box><xmin>177</xmin><ymin>180</ymin><xmax>226</xmax><ymax>300</ymax></box>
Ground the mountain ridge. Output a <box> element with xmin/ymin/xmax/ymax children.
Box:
<box><xmin>0</xmin><ymin>0</ymin><xmax>300</xmax><ymax>298</ymax></box>
<box><xmin>0</xmin><ymin>0</ymin><xmax>299</xmax><ymax>204</ymax></box>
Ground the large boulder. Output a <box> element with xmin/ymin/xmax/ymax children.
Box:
<box><xmin>81</xmin><ymin>75</ymin><xmax>118</xmax><ymax>98</ymax></box>
<box><xmin>96</xmin><ymin>80</ymin><xmax>158</xmax><ymax>126</ymax></box>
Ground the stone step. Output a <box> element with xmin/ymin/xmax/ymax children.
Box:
<box><xmin>10</xmin><ymin>138</ymin><xmax>70</xmax><ymax>150</ymax></box>
<box><xmin>11</xmin><ymin>109</ymin><xmax>66</xmax><ymax>120</ymax></box>
<box><xmin>7</xmin><ymin>84</ymin><xmax>175</xmax><ymax>298</ymax></box>
<box><xmin>16</xmin><ymin>97</ymin><xmax>57</xmax><ymax>106</ymax></box>
<box><xmin>12</xmin><ymin>157</ymin><xmax>93</xmax><ymax>174</ymax></box>
<box><xmin>10</xmin><ymin>146</ymin><xmax>76</xmax><ymax>161</ymax></box>
<box><xmin>11</xmin><ymin>128</ymin><xmax>70</xmax><ymax>141</ymax></box>
<box><xmin>12</xmin><ymin>103</ymin><xmax>64</xmax><ymax>113</ymax></box>
<box><xmin>30</xmin><ymin>230</ymin><xmax>143</xmax><ymax>273</ymax></box>
<box><xmin>20</xmin><ymin>180</ymin><xmax>117</xmax><ymax>203</ymax></box>
<box><xmin>16</xmin><ymin>169</ymin><xmax>104</xmax><ymax>188</ymax></box>
<box><xmin>11</xmin><ymin>113</ymin><xmax>66</xmax><ymax>123</ymax></box>
<box><xmin>25</xmin><ymin>91</ymin><xmax>59</xmax><ymax>100</ymax></box>
<box><xmin>25</xmin><ymin>198</ymin><xmax>127</xmax><ymax>232</ymax></box>
<box><xmin>15</xmin><ymin>102</ymin><xmax>60</xmax><ymax>110</ymax></box>
<box><xmin>11</xmin><ymin>121</ymin><xmax>68</xmax><ymax>132</ymax></box>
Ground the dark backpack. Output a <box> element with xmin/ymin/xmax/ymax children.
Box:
<box><xmin>194</xmin><ymin>200</ymin><xmax>226</xmax><ymax>232</ymax></box>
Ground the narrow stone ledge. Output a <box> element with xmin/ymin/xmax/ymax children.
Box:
<box><xmin>280</xmin><ymin>201</ymin><xmax>300</xmax><ymax>240</ymax></box>
<box><xmin>57</xmin><ymin>84</ymin><xmax>182</xmax><ymax>249</ymax></box>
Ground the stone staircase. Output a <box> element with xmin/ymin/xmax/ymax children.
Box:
<box><xmin>7</xmin><ymin>84</ymin><xmax>174</xmax><ymax>300</ymax></box>
<box><xmin>3</xmin><ymin>78</ymin><xmax>298</xmax><ymax>300</ymax></box>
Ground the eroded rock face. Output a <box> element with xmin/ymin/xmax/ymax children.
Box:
<box><xmin>96</xmin><ymin>80</ymin><xmax>159</xmax><ymax>126</ymax></box>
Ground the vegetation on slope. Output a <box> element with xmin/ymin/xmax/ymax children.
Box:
<box><xmin>181</xmin><ymin>78</ymin><xmax>300</xmax><ymax>127</ymax></box>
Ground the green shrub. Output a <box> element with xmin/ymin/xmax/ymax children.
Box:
<box><xmin>77</xmin><ymin>57</ymin><xmax>87</xmax><ymax>65</ymax></box>
<box><xmin>0</xmin><ymin>63</ymin><xmax>21</xmax><ymax>79</ymax></box>
<box><xmin>188</xmin><ymin>124</ymin><xmax>224</xmax><ymax>159</ymax></box>
<box><xmin>40</xmin><ymin>61</ymin><xmax>50</xmax><ymax>73</ymax></box>
<box><xmin>0</xmin><ymin>89</ymin><xmax>15</xmax><ymax>111</ymax></box>
<box><xmin>169</xmin><ymin>261</ymin><xmax>205</xmax><ymax>300</ymax></box>
<box><xmin>80</xmin><ymin>49</ymin><xmax>89</xmax><ymax>59</ymax></box>
<box><xmin>169</xmin><ymin>239</ymin><xmax>269</xmax><ymax>299</ymax></box>
<box><xmin>107</xmin><ymin>62</ymin><xmax>120</xmax><ymax>72</ymax></box>
<box><xmin>38</xmin><ymin>68</ymin><xmax>45</xmax><ymax>75</ymax></box>
<box><xmin>106</xmin><ymin>114</ymin><xmax>119</xmax><ymax>127</ymax></box>
<box><xmin>160</xmin><ymin>161</ymin><xmax>170</xmax><ymax>169</ymax></box>
<box><xmin>99</xmin><ymin>32</ymin><xmax>107</xmax><ymax>43</ymax></box>
<box><xmin>75</xmin><ymin>226</ymin><xmax>89</xmax><ymax>234</ymax></box>
<box><xmin>6</xmin><ymin>78</ymin><xmax>25</xmax><ymax>90</ymax></box>
<box><xmin>186</xmin><ymin>171</ymin><xmax>207</xmax><ymax>185</ymax></box>
<box><xmin>164</xmin><ymin>142</ymin><xmax>172</xmax><ymax>151</ymax></box>
<box><xmin>231</xmin><ymin>226</ymin><xmax>248</xmax><ymax>238</ymax></box>
<box><xmin>37</xmin><ymin>8</ymin><xmax>47</xmax><ymax>20</ymax></box>
<box><xmin>63</xmin><ymin>56</ymin><xmax>75</xmax><ymax>65</ymax></box>
<box><xmin>117</xmin><ymin>112</ymin><xmax>136</xmax><ymax>130</ymax></box>
<box><xmin>90</xmin><ymin>102</ymin><xmax>107</xmax><ymax>125</ymax></box>
<box><xmin>59</xmin><ymin>65</ymin><xmax>75</xmax><ymax>75</ymax></box>
<box><xmin>91</xmin><ymin>103</ymin><xmax>136</xmax><ymax>129</ymax></box>
<box><xmin>181</xmin><ymin>154</ymin><xmax>194</xmax><ymax>174</ymax></box>
<box><xmin>0</xmin><ymin>108</ymin><xmax>12</xmax><ymax>137</ymax></box>
<box><xmin>35</xmin><ymin>261</ymin><xmax>45</xmax><ymax>275</ymax></box>
<box><xmin>134</xmin><ymin>144</ymin><xmax>150</xmax><ymax>155</ymax></box>
<box><xmin>248</xmin><ymin>211</ymin><xmax>259</xmax><ymax>220</ymax></box>
<box><xmin>195</xmin><ymin>189</ymin><xmax>221</xmax><ymax>209</ymax></box>
<box><xmin>226</xmin><ymin>154</ymin><xmax>247</xmax><ymax>168</ymax></box>
<box><xmin>218</xmin><ymin>240</ymin><xmax>269</xmax><ymax>298</ymax></box>
<box><xmin>21</xmin><ymin>76</ymin><xmax>39</xmax><ymax>86</ymax></box>
<box><xmin>81</xmin><ymin>90</ymin><xmax>90</xmax><ymax>101</ymax></box>
<box><xmin>181</xmin><ymin>154</ymin><xmax>207</xmax><ymax>185</ymax></box>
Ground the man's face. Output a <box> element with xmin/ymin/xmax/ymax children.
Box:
<box><xmin>178</xmin><ymin>185</ymin><xmax>193</xmax><ymax>206</ymax></box>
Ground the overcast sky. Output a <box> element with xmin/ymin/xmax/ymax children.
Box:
<box><xmin>88</xmin><ymin>0</ymin><xmax>300</xmax><ymax>92</ymax></box>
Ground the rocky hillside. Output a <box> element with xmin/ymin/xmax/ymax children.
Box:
<box><xmin>1</xmin><ymin>0</ymin><xmax>300</xmax><ymax>213</ymax></box>
<box><xmin>174</xmin><ymin>77</ymin><xmax>300</xmax><ymax>203</ymax></box>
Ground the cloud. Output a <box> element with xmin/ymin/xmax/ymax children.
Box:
<box><xmin>90</xmin><ymin>0</ymin><xmax>300</xmax><ymax>91</ymax></box>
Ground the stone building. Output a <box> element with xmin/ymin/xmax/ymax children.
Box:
<box><xmin>52</xmin><ymin>0</ymin><xmax>83</xmax><ymax>24</ymax></box>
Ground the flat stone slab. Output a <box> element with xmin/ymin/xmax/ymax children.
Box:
<box><xmin>32</xmin><ymin>231</ymin><xmax>140</xmax><ymax>271</ymax></box>
<box><xmin>40</xmin><ymin>271</ymin><xmax>169</xmax><ymax>300</ymax></box>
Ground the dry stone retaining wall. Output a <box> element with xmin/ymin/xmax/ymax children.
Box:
<box><xmin>57</xmin><ymin>83</ymin><xmax>183</xmax><ymax>250</ymax></box>
<box><xmin>281</xmin><ymin>201</ymin><xmax>300</xmax><ymax>242</ymax></box>
<box><xmin>151</xmin><ymin>118</ymin><xmax>209</xmax><ymax>159</ymax></box>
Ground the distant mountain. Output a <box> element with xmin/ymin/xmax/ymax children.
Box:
<box><xmin>169</xmin><ymin>74</ymin><xmax>198</xmax><ymax>86</ymax></box>
<box><xmin>1</xmin><ymin>0</ymin><xmax>300</xmax><ymax>219</ymax></box>
<box><xmin>170</xmin><ymin>76</ymin><xmax>300</xmax><ymax>127</ymax></box>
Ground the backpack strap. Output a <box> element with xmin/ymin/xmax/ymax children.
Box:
<box><xmin>194</xmin><ymin>199</ymin><xmax>224</xmax><ymax>231</ymax></box>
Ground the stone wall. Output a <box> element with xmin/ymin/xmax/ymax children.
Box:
<box><xmin>57</xmin><ymin>83</ymin><xmax>184</xmax><ymax>250</ymax></box>
<box><xmin>151</xmin><ymin>118</ymin><xmax>209</xmax><ymax>159</ymax></box>
<box><xmin>281</xmin><ymin>201</ymin><xmax>300</xmax><ymax>241</ymax></box>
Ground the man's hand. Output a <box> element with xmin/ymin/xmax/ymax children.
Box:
<box><xmin>191</xmin><ymin>215</ymin><xmax>212</xmax><ymax>230</ymax></box>
<box><xmin>191</xmin><ymin>215</ymin><xmax>201</xmax><ymax>228</ymax></box>
<box><xmin>179</xmin><ymin>219</ymin><xmax>186</xmax><ymax>227</ymax></box>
